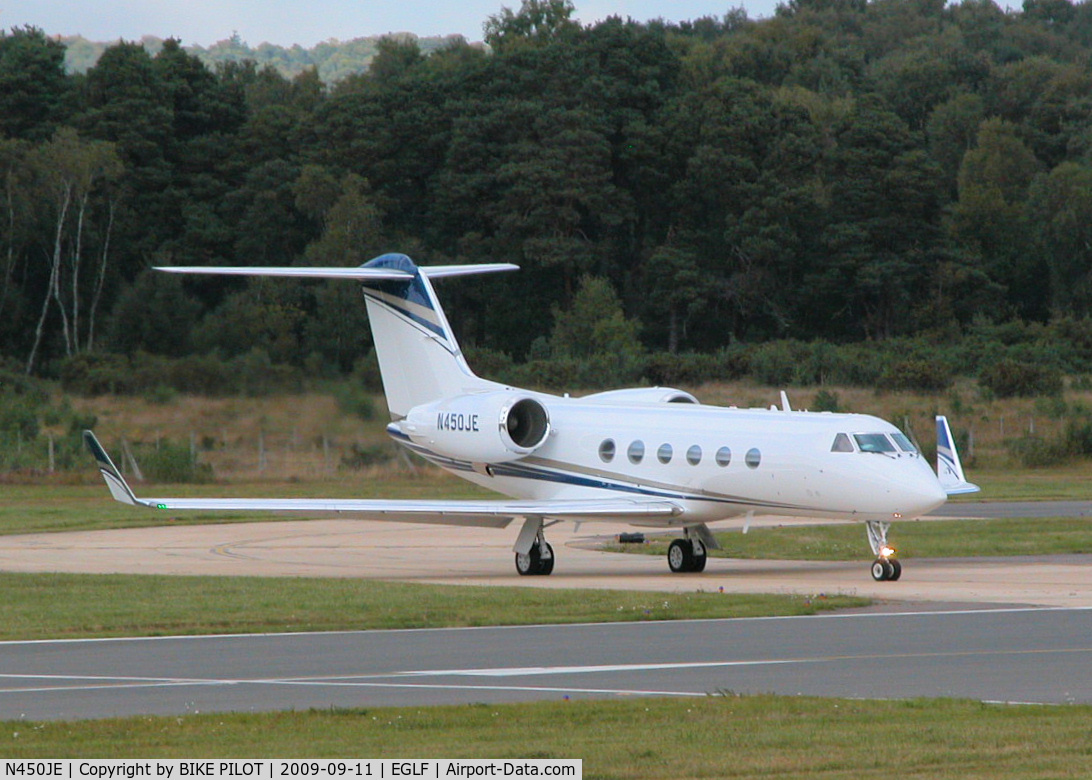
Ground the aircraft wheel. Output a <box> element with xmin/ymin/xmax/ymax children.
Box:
<box><xmin>668</xmin><ymin>539</ymin><xmax>694</xmax><ymax>573</ymax></box>
<box><xmin>515</xmin><ymin>546</ymin><xmax>540</xmax><ymax>576</ymax></box>
<box><xmin>889</xmin><ymin>558</ymin><xmax>902</xmax><ymax>581</ymax></box>
<box><xmin>691</xmin><ymin>547</ymin><xmax>707</xmax><ymax>573</ymax></box>
<box><xmin>871</xmin><ymin>558</ymin><xmax>894</xmax><ymax>582</ymax></box>
<box><xmin>515</xmin><ymin>543</ymin><xmax>554</xmax><ymax>575</ymax></box>
<box><xmin>538</xmin><ymin>543</ymin><xmax>555</xmax><ymax>575</ymax></box>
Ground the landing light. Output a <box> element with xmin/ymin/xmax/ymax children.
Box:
<box><xmin>879</xmin><ymin>545</ymin><xmax>896</xmax><ymax>559</ymax></box>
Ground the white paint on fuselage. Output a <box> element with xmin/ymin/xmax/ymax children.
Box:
<box><xmin>441</xmin><ymin>395</ymin><xmax>947</xmax><ymax>527</ymax></box>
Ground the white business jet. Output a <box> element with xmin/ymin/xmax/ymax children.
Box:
<box><xmin>85</xmin><ymin>253</ymin><xmax>978</xmax><ymax>581</ymax></box>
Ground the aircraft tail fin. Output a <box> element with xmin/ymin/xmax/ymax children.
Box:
<box><xmin>157</xmin><ymin>254</ymin><xmax>517</xmax><ymax>419</ymax></box>
<box><xmin>356</xmin><ymin>254</ymin><xmax>511</xmax><ymax>418</ymax></box>
<box><xmin>936</xmin><ymin>415</ymin><xmax>980</xmax><ymax>496</ymax></box>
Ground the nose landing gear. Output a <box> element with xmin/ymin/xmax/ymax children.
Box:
<box><xmin>867</xmin><ymin>520</ymin><xmax>902</xmax><ymax>581</ymax></box>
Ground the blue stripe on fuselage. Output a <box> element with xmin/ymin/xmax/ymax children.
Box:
<box><xmin>387</xmin><ymin>429</ymin><xmax>811</xmax><ymax>512</ymax></box>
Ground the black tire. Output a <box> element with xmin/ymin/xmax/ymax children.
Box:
<box><xmin>889</xmin><ymin>558</ymin><xmax>902</xmax><ymax>581</ymax></box>
<box><xmin>538</xmin><ymin>543</ymin><xmax>555</xmax><ymax>575</ymax></box>
<box><xmin>668</xmin><ymin>539</ymin><xmax>694</xmax><ymax>573</ymax></box>
<box><xmin>871</xmin><ymin>559</ymin><xmax>891</xmax><ymax>581</ymax></box>
<box><xmin>515</xmin><ymin>546</ymin><xmax>540</xmax><ymax>576</ymax></box>
<box><xmin>690</xmin><ymin>547</ymin><xmax>707</xmax><ymax>573</ymax></box>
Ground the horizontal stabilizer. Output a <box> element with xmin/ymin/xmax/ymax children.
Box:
<box><xmin>936</xmin><ymin>416</ymin><xmax>980</xmax><ymax>496</ymax></box>
<box><xmin>156</xmin><ymin>266</ymin><xmax>413</xmax><ymax>280</ymax></box>
<box><xmin>84</xmin><ymin>432</ymin><xmax>681</xmax><ymax>528</ymax></box>
<box><xmin>155</xmin><ymin>262</ymin><xmax>518</xmax><ymax>281</ymax></box>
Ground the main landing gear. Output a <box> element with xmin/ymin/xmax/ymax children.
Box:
<box><xmin>515</xmin><ymin>540</ymin><xmax>554</xmax><ymax>575</ymax></box>
<box><xmin>514</xmin><ymin>517</ymin><xmax>555</xmax><ymax>576</ymax></box>
<box><xmin>668</xmin><ymin>538</ymin><xmax>706</xmax><ymax>573</ymax></box>
<box><xmin>867</xmin><ymin>520</ymin><xmax>902</xmax><ymax>582</ymax></box>
<box><xmin>667</xmin><ymin>525</ymin><xmax>718</xmax><ymax>573</ymax></box>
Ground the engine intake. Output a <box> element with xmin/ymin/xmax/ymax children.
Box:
<box><xmin>502</xmin><ymin>397</ymin><xmax>551</xmax><ymax>452</ymax></box>
<box><xmin>399</xmin><ymin>392</ymin><xmax>551</xmax><ymax>463</ymax></box>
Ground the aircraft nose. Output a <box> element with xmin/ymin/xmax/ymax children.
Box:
<box><xmin>901</xmin><ymin>468</ymin><xmax>948</xmax><ymax>517</ymax></box>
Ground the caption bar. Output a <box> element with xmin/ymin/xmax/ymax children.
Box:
<box><xmin>1</xmin><ymin>762</ymin><xmax>581</xmax><ymax>780</ymax></box>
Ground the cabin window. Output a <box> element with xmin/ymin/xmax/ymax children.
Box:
<box><xmin>854</xmin><ymin>433</ymin><xmax>896</xmax><ymax>453</ymax></box>
<box><xmin>628</xmin><ymin>440</ymin><xmax>645</xmax><ymax>464</ymax></box>
<box><xmin>831</xmin><ymin>433</ymin><xmax>853</xmax><ymax>453</ymax></box>
<box><xmin>715</xmin><ymin>446</ymin><xmax>732</xmax><ymax>467</ymax></box>
<box><xmin>745</xmin><ymin>448</ymin><xmax>761</xmax><ymax>469</ymax></box>
<box><xmin>657</xmin><ymin>443</ymin><xmax>673</xmax><ymax>464</ymax></box>
<box><xmin>599</xmin><ymin>439</ymin><xmax>616</xmax><ymax>463</ymax></box>
<box><xmin>686</xmin><ymin>445</ymin><xmax>702</xmax><ymax>465</ymax></box>
<box><xmin>892</xmin><ymin>432</ymin><xmax>918</xmax><ymax>453</ymax></box>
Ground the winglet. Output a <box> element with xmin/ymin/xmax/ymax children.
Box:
<box><xmin>935</xmin><ymin>416</ymin><xmax>980</xmax><ymax>495</ymax></box>
<box><xmin>83</xmin><ymin>431</ymin><xmax>140</xmax><ymax>506</ymax></box>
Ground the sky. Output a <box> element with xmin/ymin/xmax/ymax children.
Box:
<box><xmin>1</xmin><ymin>0</ymin><xmax>781</xmax><ymax>48</ymax></box>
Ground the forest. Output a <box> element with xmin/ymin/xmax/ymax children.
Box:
<box><xmin>5</xmin><ymin>0</ymin><xmax>1092</xmax><ymax>398</ymax></box>
<box><xmin>59</xmin><ymin>31</ymin><xmax>472</xmax><ymax>84</ymax></box>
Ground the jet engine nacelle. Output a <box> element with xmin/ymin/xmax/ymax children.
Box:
<box><xmin>581</xmin><ymin>387</ymin><xmax>699</xmax><ymax>405</ymax></box>
<box><xmin>400</xmin><ymin>392</ymin><xmax>551</xmax><ymax>463</ymax></box>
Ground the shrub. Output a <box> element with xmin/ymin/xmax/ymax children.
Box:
<box><xmin>58</xmin><ymin>353</ymin><xmax>134</xmax><ymax>395</ymax></box>
<box><xmin>878</xmin><ymin>357</ymin><xmax>954</xmax><ymax>393</ymax></box>
<box><xmin>811</xmin><ymin>389</ymin><xmax>841</xmax><ymax>412</ymax></box>
<box><xmin>1064</xmin><ymin>418</ymin><xmax>1092</xmax><ymax>457</ymax></box>
<box><xmin>0</xmin><ymin>396</ymin><xmax>40</xmax><ymax>439</ymax></box>
<box><xmin>643</xmin><ymin>352</ymin><xmax>719</xmax><ymax>385</ymax></box>
<box><xmin>979</xmin><ymin>359</ymin><xmax>1064</xmax><ymax>398</ymax></box>
<box><xmin>340</xmin><ymin>443</ymin><xmax>397</xmax><ymax>470</ymax></box>
<box><xmin>334</xmin><ymin>383</ymin><xmax>377</xmax><ymax>421</ymax></box>
<box><xmin>1006</xmin><ymin>436</ymin><xmax>1070</xmax><ymax>468</ymax></box>
<box><xmin>749</xmin><ymin>341</ymin><xmax>800</xmax><ymax>385</ymax></box>
<box><xmin>137</xmin><ymin>440</ymin><xmax>214</xmax><ymax>483</ymax></box>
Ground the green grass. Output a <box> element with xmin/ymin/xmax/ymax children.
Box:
<box><xmin>606</xmin><ymin>516</ymin><xmax>1092</xmax><ymax>562</ymax></box>
<box><xmin>0</xmin><ymin>572</ymin><xmax>866</xmax><ymax>641</ymax></box>
<box><xmin>962</xmin><ymin>464</ymin><xmax>1092</xmax><ymax>501</ymax></box>
<box><xmin>0</xmin><ymin>478</ymin><xmax>495</xmax><ymax>536</ymax></box>
<box><xmin>4</xmin><ymin>698</ymin><xmax>1092</xmax><ymax>778</ymax></box>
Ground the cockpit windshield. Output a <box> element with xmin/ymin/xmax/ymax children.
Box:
<box><xmin>891</xmin><ymin>432</ymin><xmax>918</xmax><ymax>453</ymax></box>
<box><xmin>831</xmin><ymin>433</ymin><xmax>854</xmax><ymax>452</ymax></box>
<box><xmin>853</xmin><ymin>433</ymin><xmax>897</xmax><ymax>453</ymax></box>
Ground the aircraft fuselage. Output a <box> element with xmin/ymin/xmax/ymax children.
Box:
<box><xmin>392</xmin><ymin>395</ymin><xmax>948</xmax><ymax>527</ymax></box>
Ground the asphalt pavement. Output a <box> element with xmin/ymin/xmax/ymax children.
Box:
<box><xmin>2</xmin><ymin>606</ymin><xmax>1091</xmax><ymax>720</ymax></box>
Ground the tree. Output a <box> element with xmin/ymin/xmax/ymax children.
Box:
<box><xmin>640</xmin><ymin>246</ymin><xmax>707</xmax><ymax>353</ymax></box>
<box><xmin>550</xmin><ymin>275</ymin><xmax>643</xmax><ymax>368</ymax></box>
<box><xmin>296</xmin><ymin>171</ymin><xmax>384</xmax><ymax>266</ymax></box>
<box><xmin>950</xmin><ymin>118</ymin><xmax>1045</xmax><ymax>319</ymax></box>
<box><xmin>25</xmin><ymin>129</ymin><xmax>123</xmax><ymax>373</ymax></box>
<box><xmin>106</xmin><ymin>270</ymin><xmax>202</xmax><ymax>357</ymax></box>
<box><xmin>0</xmin><ymin>139</ymin><xmax>32</xmax><ymax>336</ymax></box>
<box><xmin>488</xmin><ymin>107</ymin><xmax>621</xmax><ymax>280</ymax></box>
<box><xmin>927</xmin><ymin>93</ymin><xmax>985</xmax><ymax>191</ymax></box>
<box><xmin>484</xmin><ymin>0</ymin><xmax>580</xmax><ymax>50</ymax></box>
<box><xmin>1028</xmin><ymin>162</ymin><xmax>1092</xmax><ymax>315</ymax></box>
<box><xmin>0</xmin><ymin>27</ymin><xmax>69</xmax><ymax>140</ymax></box>
<box><xmin>368</xmin><ymin>36</ymin><xmax>424</xmax><ymax>83</ymax></box>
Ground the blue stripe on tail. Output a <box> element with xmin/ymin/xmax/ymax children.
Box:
<box><xmin>361</xmin><ymin>253</ymin><xmax>446</xmax><ymax>339</ymax></box>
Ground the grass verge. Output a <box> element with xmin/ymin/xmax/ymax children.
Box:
<box><xmin>0</xmin><ymin>573</ymin><xmax>866</xmax><ymax>641</ymax></box>
<box><xmin>4</xmin><ymin>697</ymin><xmax>1092</xmax><ymax>777</ymax></box>
<box><xmin>0</xmin><ymin>478</ymin><xmax>494</xmax><ymax>536</ymax></box>
<box><xmin>604</xmin><ymin>516</ymin><xmax>1092</xmax><ymax>562</ymax></box>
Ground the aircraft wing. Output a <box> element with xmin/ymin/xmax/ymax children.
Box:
<box><xmin>84</xmin><ymin>432</ymin><xmax>682</xmax><ymax>528</ymax></box>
